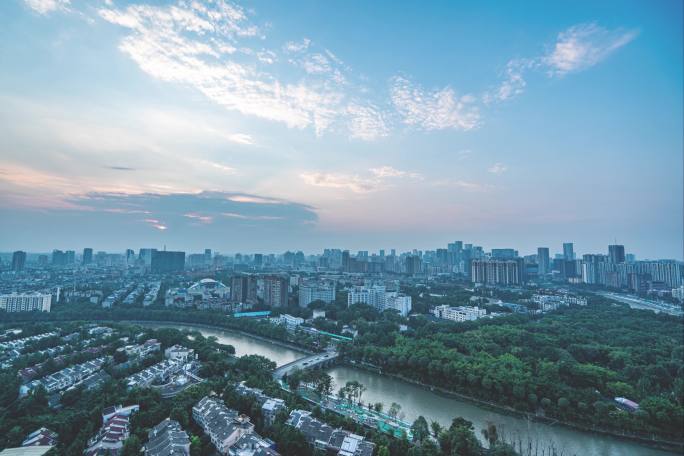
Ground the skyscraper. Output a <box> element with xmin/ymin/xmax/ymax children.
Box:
<box><xmin>608</xmin><ymin>245</ymin><xmax>625</xmax><ymax>264</ymax></box>
<box><xmin>83</xmin><ymin>248</ymin><xmax>93</xmax><ymax>265</ymax></box>
<box><xmin>537</xmin><ymin>247</ymin><xmax>550</xmax><ymax>275</ymax></box>
<box><xmin>151</xmin><ymin>250</ymin><xmax>186</xmax><ymax>274</ymax></box>
<box><xmin>11</xmin><ymin>251</ymin><xmax>26</xmax><ymax>271</ymax></box>
<box><xmin>563</xmin><ymin>243</ymin><xmax>574</xmax><ymax>261</ymax></box>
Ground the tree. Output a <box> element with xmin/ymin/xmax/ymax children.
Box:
<box><xmin>388</xmin><ymin>402</ymin><xmax>402</xmax><ymax>423</ymax></box>
<box><xmin>411</xmin><ymin>416</ymin><xmax>430</xmax><ymax>442</ymax></box>
<box><xmin>374</xmin><ymin>402</ymin><xmax>383</xmax><ymax>413</ymax></box>
<box><xmin>430</xmin><ymin>420</ymin><xmax>443</xmax><ymax>438</ymax></box>
<box><xmin>121</xmin><ymin>435</ymin><xmax>142</xmax><ymax>456</ymax></box>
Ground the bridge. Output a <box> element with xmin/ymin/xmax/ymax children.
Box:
<box><xmin>273</xmin><ymin>350</ymin><xmax>339</xmax><ymax>380</ymax></box>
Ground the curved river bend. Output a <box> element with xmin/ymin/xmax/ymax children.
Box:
<box><xmin>147</xmin><ymin>323</ymin><xmax>677</xmax><ymax>456</ymax></box>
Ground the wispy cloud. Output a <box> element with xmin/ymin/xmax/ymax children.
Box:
<box><xmin>486</xmin><ymin>23</ymin><xmax>638</xmax><ymax>103</ymax></box>
<box><xmin>106</xmin><ymin>165</ymin><xmax>136</xmax><ymax>171</ymax></box>
<box><xmin>544</xmin><ymin>23</ymin><xmax>638</xmax><ymax>76</ymax></box>
<box><xmin>144</xmin><ymin>218</ymin><xmax>168</xmax><ymax>230</ymax></box>
<box><xmin>301</xmin><ymin>166</ymin><xmax>422</xmax><ymax>193</ymax></box>
<box><xmin>283</xmin><ymin>38</ymin><xmax>311</xmax><ymax>53</ymax></box>
<box><xmin>98</xmin><ymin>1</ymin><xmax>344</xmax><ymax>136</ymax></box>
<box><xmin>346</xmin><ymin>103</ymin><xmax>389</xmax><ymax>141</ymax></box>
<box><xmin>488</xmin><ymin>162</ymin><xmax>507</xmax><ymax>174</ymax></box>
<box><xmin>23</xmin><ymin>0</ymin><xmax>70</xmax><ymax>15</ymax></box>
<box><xmin>390</xmin><ymin>76</ymin><xmax>480</xmax><ymax>131</ymax></box>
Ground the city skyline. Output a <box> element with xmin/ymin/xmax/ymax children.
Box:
<box><xmin>1</xmin><ymin>0</ymin><xmax>682</xmax><ymax>259</ymax></box>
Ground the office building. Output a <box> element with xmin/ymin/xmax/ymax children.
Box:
<box><xmin>0</xmin><ymin>292</ymin><xmax>52</xmax><ymax>313</ymax></box>
<box><xmin>563</xmin><ymin>243</ymin><xmax>574</xmax><ymax>261</ymax></box>
<box><xmin>608</xmin><ymin>245</ymin><xmax>625</xmax><ymax>264</ymax></box>
<box><xmin>82</xmin><ymin>248</ymin><xmax>93</xmax><ymax>265</ymax></box>
<box><xmin>11</xmin><ymin>251</ymin><xmax>26</xmax><ymax>272</ymax></box>
<box><xmin>151</xmin><ymin>251</ymin><xmax>186</xmax><ymax>274</ymax></box>
<box><xmin>537</xmin><ymin>248</ymin><xmax>550</xmax><ymax>275</ymax></box>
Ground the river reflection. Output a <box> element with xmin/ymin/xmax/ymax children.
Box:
<box><xmin>146</xmin><ymin>322</ymin><xmax>677</xmax><ymax>456</ymax></box>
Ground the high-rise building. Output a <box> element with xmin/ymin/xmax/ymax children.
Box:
<box><xmin>491</xmin><ymin>249</ymin><xmax>518</xmax><ymax>259</ymax></box>
<box><xmin>52</xmin><ymin>250</ymin><xmax>66</xmax><ymax>266</ymax></box>
<box><xmin>151</xmin><ymin>251</ymin><xmax>185</xmax><ymax>274</ymax></box>
<box><xmin>83</xmin><ymin>248</ymin><xmax>93</xmax><ymax>265</ymax></box>
<box><xmin>139</xmin><ymin>248</ymin><xmax>157</xmax><ymax>267</ymax></box>
<box><xmin>11</xmin><ymin>251</ymin><xmax>26</xmax><ymax>272</ymax></box>
<box><xmin>263</xmin><ymin>275</ymin><xmax>288</xmax><ymax>307</ymax></box>
<box><xmin>471</xmin><ymin>258</ymin><xmax>524</xmax><ymax>285</ymax></box>
<box><xmin>563</xmin><ymin>243</ymin><xmax>574</xmax><ymax>261</ymax></box>
<box><xmin>0</xmin><ymin>292</ymin><xmax>51</xmax><ymax>312</ymax></box>
<box><xmin>537</xmin><ymin>248</ymin><xmax>550</xmax><ymax>275</ymax></box>
<box><xmin>608</xmin><ymin>245</ymin><xmax>625</xmax><ymax>264</ymax></box>
<box><xmin>65</xmin><ymin>250</ymin><xmax>76</xmax><ymax>264</ymax></box>
<box><xmin>253</xmin><ymin>253</ymin><xmax>263</xmax><ymax>267</ymax></box>
<box><xmin>405</xmin><ymin>255</ymin><xmax>422</xmax><ymax>275</ymax></box>
<box><xmin>231</xmin><ymin>275</ymin><xmax>258</xmax><ymax>304</ymax></box>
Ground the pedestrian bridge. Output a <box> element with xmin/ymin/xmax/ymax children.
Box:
<box><xmin>273</xmin><ymin>350</ymin><xmax>338</xmax><ymax>380</ymax></box>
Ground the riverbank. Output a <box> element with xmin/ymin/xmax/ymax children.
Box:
<box><xmin>124</xmin><ymin>319</ymin><xmax>318</xmax><ymax>356</ymax></box>
<box><xmin>10</xmin><ymin>314</ymin><xmax>682</xmax><ymax>454</ymax></box>
<box><xmin>343</xmin><ymin>360</ymin><xmax>684</xmax><ymax>454</ymax></box>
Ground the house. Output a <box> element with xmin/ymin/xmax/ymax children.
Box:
<box><xmin>164</xmin><ymin>345</ymin><xmax>196</xmax><ymax>363</ymax></box>
<box><xmin>286</xmin><ymin>410</ymin><xmax>374</xmax><ymax>456</ymax></box>
<box><xmin>85</xmin><ymin>404</ymin><xmax>139</xmax><ymax>456</ymax></box>
<box><xmin>21</xmin><ymin>428</ymin><xmax>58</xmax><ymax>447</ymax></box>
<box><xmin>192</xmin><ymin>397</ymin><xmax>254</xmax><ymax>455</ymax></box>
<box><xmin>228</xmin><ymin>434</ymin><xmax>279</xmax><ymax>456</ymax></box>
<box><xmin>234</xmin><ymin>382</ymin><xmax>286</xmax><ymax>426</ymax></box>
<box><xmin>144</xmin><ymin>419</ymin><xmax>190</xmax><ymax>456</ymax></box>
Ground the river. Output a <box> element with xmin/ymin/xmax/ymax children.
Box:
<box><xmin>146</xmin><ymin>322</ymin><xmax>677</xmax><ymax>456</ymax></box>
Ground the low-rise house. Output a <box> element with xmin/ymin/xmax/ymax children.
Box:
<box><xmin>234</xmin><ymin>382</ymin><xmax>286</xmax><ymax>426</ymax></box>
<box><xmin>117</xmin><ymin>339</ymin><xmax>161</xmax><ymax>359</ymax></box>
<box><xmin>229</xmin><ymin>434</ymin><xmax>279</xmax><ymax>456</ymax></box>
<box><xmin>192</xmin><ymin>397</ymin><xmax>254</xmax><ymax>455</ymax></box>
<box><xmin>85</xmin><ymin>404</ymin><xmax>139</xmax><ymax>456</ymax></box>
<box><xmin>20</xmin><ymin>357</ymin><xmax>110</xmax><ymax>396</ymax></box>
<box><xmin>286</xmin><ymin>410</ymin><xmax>374</xmax><ymax>456</ymax></box>
<box><xmin>144</xmin><ymin>419</ymin><xmax>190</xmax><ymax>456</ymax></box>
<box><xmin>21</xmin><ymin>428</ymin><xmax>58</xmax><ymax>447</ymax></box>
<box><xmin>164</xmin><ymin>345</ymin><xmax>196</xmax><ymax>362</ymax></box>
<box><xmin>126</xmin><ymin>359</ymin><xmax>184</xmax><ymax>389</ymax></box>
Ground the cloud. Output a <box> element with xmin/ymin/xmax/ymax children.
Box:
<box><xmin>544</xmin><ymin>23</ymin><xmax>638</xmax><ymax>76</ymax></box>
<box><xmin>300</xmin><ymin>172</ymin><xmax>376</xmax><ymax>193</ymax></box>
<box><xmin>301</xmin><ymin>166</ymin><xmax>421</xmax><ymax>193</ymax></box>
<box><xmin>431</xmin><ymin>179</ymin><xmax>489</xmax><ymax>192</ymax></box>
<box><xmin>283</xmin><ymin>38</ymin><xmax>311</xmax><ymax>53</ymax></box>
<box><xmin>98</xmin><ymin>1</ymin><xmax>344</xmax><ymax>136</ymax></box>
<box><xmin>66</xmin><ymin>191</ymin><xmax>317</xmax><ymax>230</ymax></box>
<box><xmin>390</xmin><ymin>76</ymin><xmax>480</xmax><ymax>131</ymax></box>
<box><xmin>346</xmin><ymin>103</ymin><xmax>389</xmax><ymax>141</ymax></box>
<box><xmin>484</xmin><ymin>58</ymin><xmax>535</xmax><ymax>103</ymax></box>
<box><xmin>486</xmin><ymin>23</ymin><xmax>637</xmax><ymax>103</ymax></box>
<box><xmin>369</xmin><ymin>166</ymin><xmax>421</xmax><ymax>179</ymax></box>
<box><xmin>23</xmin><ymin>0</ymin><xmax>70</xmax><ymax>15</ymax></box>
<box><xmin>106</xmin><ymin>165</ymin><xmax>136</xmax><ymax>171</ymax></box>
<box><xmin>488</xmin><ymin>162</ymin><xmax>507</xmax><ymax>174</ymax></box>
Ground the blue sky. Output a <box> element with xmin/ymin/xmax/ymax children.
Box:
<box><xmin>0</xmin><ymin>0</ymin><xmax>681</xmax><ymax>258</ymax></box>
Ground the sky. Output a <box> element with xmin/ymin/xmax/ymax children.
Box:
<box><xmin>0</xmin><ymin>0</ymin><xmax>682</xmax><ymax>258</ymax></box>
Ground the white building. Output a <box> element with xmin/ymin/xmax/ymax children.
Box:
<box><xmin>271</xmin><ymin>314</ymin><xmax>304</xmax><ymax>331</ymax></box>
<box><xmin>348</xmin><ymin>286</ymin><xmax>411</xmax><ymax>316</ymax></box>
<box><xmin>298</xmin><ymin>282</ymin><xmax>336</xmax><ymax>308</ymax></box>
<box><xmin>672</xmin><ymin>286</ymin><xmax>684</xmax><ymax>302</ymax></box>
<box><xmin>0</xmin><ymin>293</ymin><xmax>51</xmax><ymax>313</ymax></box>
<box><xmin>433</xmin><ymin>305</ymin><xmax>486</xmax><ymax>322</ymax></box>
